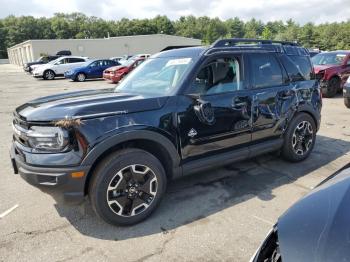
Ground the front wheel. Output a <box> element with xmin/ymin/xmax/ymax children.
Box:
<box><xmin>76</xmin><ymin>73</ymin><xmax>86</xmax><ymax>82</ymax></box>
<box><xmin>345</xmin><ymin>97</ymin><xmax>350</xmax><ymax>108</ymax></box>
<box><xmin>281</xmin><ymin>113</ymin><xmax>316</xmax><ymax>162</ymax></box>
<box><xmin>43</xmin><ymin>70</ymin><xmax>55</xmax><ymax>80</ymax></box>
<box><xmin>89</xmin><ymin>149</ymin><xmax>167</xmax><ymax>226</ymax></box>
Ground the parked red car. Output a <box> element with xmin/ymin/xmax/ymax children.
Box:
<box><xmin>312</xmin><ymin>51</ymin><xmax>350</xmax><ymax>97</ymax></box>
<box><xmin>103</xmin><ymin>58</ymin><xmax>145</xmax><ymax>83</ymax></box>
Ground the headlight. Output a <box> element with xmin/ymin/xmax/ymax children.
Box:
<box><xmin>27</xmin><ymin>126</ymin><xmax>69</xmax><ymax>152</ymax></box>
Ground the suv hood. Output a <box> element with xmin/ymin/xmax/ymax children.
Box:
<box><xmin>277</xmin><ymin>164</ymin><xmax>350</xmax><ymax>262</ymax></box>
<box><xmin>313</xmin><ymin>64</ymin><xmax>337</xmax><ymax>73</ymax></box>
<box><xmin>26</xmin><ymin>61</ymin><xmax>44</xmax><ymax>67</ymax></box>
<box><xmin>15</xmin><ymin>88</ymin><xmax>168</xmax><ymax>122</ymax></box>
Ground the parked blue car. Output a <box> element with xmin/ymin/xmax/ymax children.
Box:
<box><xmin>64</xmin><ymin>59</ymin><xmax>120</xmax><ymax>82</ymax></box>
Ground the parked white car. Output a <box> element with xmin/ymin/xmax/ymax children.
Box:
<box><xmin>32</xmin><ymin>56</ymin><xmax>89</xmax><ymax>80</ymax></box>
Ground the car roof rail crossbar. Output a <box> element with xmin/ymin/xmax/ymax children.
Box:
<box><xmin>212</xmin><ymin>38</ymin><xmax>300</xmax><ymax>48</ymax></box>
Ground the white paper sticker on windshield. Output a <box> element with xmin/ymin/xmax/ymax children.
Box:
<box><xmin>166</xmin><ymin>58</ymin><xmax>192</xmax><ymax>67</ymax></box>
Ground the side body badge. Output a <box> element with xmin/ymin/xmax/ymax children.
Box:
<box><xmin>188</xmin><ymin>128</ymin><xmax>198</xmax><ymax>138</ymax></box>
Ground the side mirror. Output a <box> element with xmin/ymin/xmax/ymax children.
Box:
<box><xmin>187</xmin><ymin>94</ymin><xmax>215</xmax><ymax>125</ymax></box>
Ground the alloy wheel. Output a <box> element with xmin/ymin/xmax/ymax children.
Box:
<box><xmin>106</xmin><ymin>164</ymin><xmax>158</xmax><ymax>217</ymax></box>
<box><xmin>292</xmin><ymin>120</ymin><xmax>314</xmax><ymax>156</ymax></box>
<box><xmin>45</xmin><ymin>71</ymin><xmax>54</xmax><ymax>80</ymax></box>
<box><xmin>77</xmin><ymin>73</ymin><xmax>86</xmax><ymax>82</ymax></box>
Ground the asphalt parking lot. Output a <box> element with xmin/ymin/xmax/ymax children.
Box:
<box><xmin>1</xmin><ymin>64</ymin><xmax>350</xmax><ymax>262</ymax></box>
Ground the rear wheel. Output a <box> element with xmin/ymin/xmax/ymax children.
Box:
<box><xmin>281</xmin><ymin>113</ymin><xmax>316</xmax><ymax>162</ymax></box>
<box><xmin>89</xmin><ymin>148</ymin><xmax>167</xmax><ymax>226</ymax></box>
<box><xmin>43</xmin><ymin>70</ymin><xmax>55</xmax><ymax>80</ymax></box>
<box><xmin>322</xmin><ymin>77</ymin><xmax>340</xmax><ymax>98</ymax></box>
<box><xmin>345</xmin><ymin>97</ymin><xmax>350</xmax><ymax>108</ymax></box>
<box><xmin>76</xmin><ymin>73</ymin><xmax>86</xmax><ymax>82</ymax></box>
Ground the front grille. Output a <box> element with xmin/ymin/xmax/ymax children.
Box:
<box><xmin>12</xmin><ymin>114</ymin><xmax>30</xmax><ymax>147</ymax></box>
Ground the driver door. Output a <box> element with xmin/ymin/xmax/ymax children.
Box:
<box><xmin>177</xmin><ymin>54</ymin><xmax>253</xmax><ymax>163</ymax></box>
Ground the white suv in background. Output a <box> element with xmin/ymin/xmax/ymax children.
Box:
<box><xmin>32</xmin><ymin>56</ymin><xmax>89</xmax><ymax>80</ymax></box>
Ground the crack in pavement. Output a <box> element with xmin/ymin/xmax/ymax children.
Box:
<box><xmin>133</xmin><ymin>229</ymin><xmax>177</xmax><ymax>262</ymax></box>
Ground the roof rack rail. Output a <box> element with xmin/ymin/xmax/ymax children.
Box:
<box><xmin>212</xmin><ymin>38</ymin><xmax>300</xmax><ymax>48</ymax></box>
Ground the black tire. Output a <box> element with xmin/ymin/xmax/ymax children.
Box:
<box><xmin>76</xmin><ymin>73</ymin><xmax>86</xmax><ymax>82</ymax></box>
<box><xmin>281</xmin><ymin>113</ymin><xmax>316</xmax><ymax>162</ymax></box>
<box><xmin>345</xmin><ymin>97</ymin><xmax>350</xmax><ymax>108</ymax></box>
<box><xmin>89</xmin><ymin>148</ymin><xmax>167</xmax><ymax>226</ymax></box>
<box><xmin>43</xmin><ymin>70</ymin><xmax>55</xmax><ymax>80</ymax></box>
<box><xmin>322</xmin><ymin>77</ymin><xmax>340</xmax><ymax>98</ymax></box>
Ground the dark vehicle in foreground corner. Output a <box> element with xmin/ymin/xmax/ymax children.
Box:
<box><xmin>344</xmin><ymin>77</ymin><xmax>350</xmax><ymax>108</ymax></box>
<box><xmin>23</xmin><ymin>50</ymin><xmax>72</xmax><ymax>73</ymax></box>
<box><xmin>251</xmin><ymin>163</ymin><xmax>350</xmax><ymax>262</ymax></box>
<box><xmin>10</xmin><ymin>39</ymin><xmax>322</xmax><ymax>226</ymax></box>
<box><xmin>312</xmin><ymin>51</ymin><xmax>350</xmax><ymax>97</ymax></box>
<box><xmin>64</xmin><ymin>59</ymin><xmax>120</xmax><ymax>82</ymax></box>
<box><xmin>103</xmin><ymin>58</ymin><xmax>145</xmax><ymax>83</ymax></box>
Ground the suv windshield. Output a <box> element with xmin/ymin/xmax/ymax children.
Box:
<box><xmin>115</xmin><ymin>57</ymin><xmax>194</xmax><ymax>96</ymax></box>
<box><xmin>312</xmin><ymin>53</ymin><xmax>346</xmax><ymax>65</ymax></box>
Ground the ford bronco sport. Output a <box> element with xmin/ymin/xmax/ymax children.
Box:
<box><xmin>10</xmin><ymin>39</ymin><xmax>322</xmax><ymax>226</ymax></box>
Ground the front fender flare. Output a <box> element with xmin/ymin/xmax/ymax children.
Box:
<box><xmin>81</xmin><ymin>129</ymin><xmax>181</xmax><ymax>168</ymax></box>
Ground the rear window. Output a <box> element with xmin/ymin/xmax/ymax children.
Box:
<box><xmin>280</xmin><ymin>55</ymin><xmax>314</xmax><ymax>81</ymax></box>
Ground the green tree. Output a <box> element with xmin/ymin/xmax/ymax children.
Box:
<box><xmin>261</xmin><ymin>27</ymin><xmax>272</xmax><ymax>40</ymax></box>
<box><xmin>225</xmin><ymin>17</ymin><xmax>244</xmax><ymax>38</ymax></box>
<box><xmin>244</xmin><ymin>18</ymin><xmax>264</xmax><ymax>38</ymax></box>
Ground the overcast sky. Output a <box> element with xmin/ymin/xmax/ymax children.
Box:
<box><xmin>0</xmin><ymin>0</ymin><xmax>349</xmax><ymax>24</ymax></box>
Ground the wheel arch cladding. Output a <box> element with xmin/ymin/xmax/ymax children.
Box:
<box><xmin>82</xmin><ymin>130</ymin><xmax>181</xmax><ymax>195</ymax></box>
<box><xmin>297</xmin><ymin>104</ymin><xmax>319</xmax><ymax>130</ymax></box>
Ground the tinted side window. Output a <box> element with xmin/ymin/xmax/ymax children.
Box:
<box><xmin>281</xmin><ymin>55</ymin><xmax>313</xmax><ymax>81</ymax></box>
<box><xmin>249</xmin><ymin>54</ymin><xmax>283</xmax><ymax>88</ymax></box>
<box><xmin>68</xmin><ymin>58</ymin><xmax>85</xmax><ymax>63</ymax></box>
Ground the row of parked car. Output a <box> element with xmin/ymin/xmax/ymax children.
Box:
<box><xmin>24</xmin><ymin>52</ymin><xmax>150</xmax><ymax>84</ymax></box>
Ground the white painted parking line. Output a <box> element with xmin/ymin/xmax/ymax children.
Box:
<box><xmin>252</xmin><ymin>215</ymin><xmax>274</xmax><ymax>226</ymax></box>
<box><xmin>0</xmin><ymin>204</ymin><xmax>19</xmax><ymax>219</ymax></box>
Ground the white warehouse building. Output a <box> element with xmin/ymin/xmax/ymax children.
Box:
<box><xmin>7</xmin><ymin>34</ymin><xmax>202</xmax><ymax>66</ymax></box>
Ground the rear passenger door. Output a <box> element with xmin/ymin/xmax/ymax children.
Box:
<box><xmin>248</xmin><ymin>53</ymin><xmax>294</xmax><ymax>142</ymax></box>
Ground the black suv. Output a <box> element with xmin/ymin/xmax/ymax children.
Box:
<box><xmin>10</xmin><ymin>39</ymin><xmax>322</xmax><ymax>226</ymax></box>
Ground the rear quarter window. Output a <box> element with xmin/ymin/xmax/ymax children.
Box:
<box><xmin>281</xmin><ymin>55</ymin><xmax>314</xmax><ymax>81</ymax></box>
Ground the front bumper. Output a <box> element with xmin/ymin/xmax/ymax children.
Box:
<box><xmin>103</xmin><ymin>73</ymin><xmax>122</xmax><ymax>83</ymax></box>
<box><xmin>10</xmin><ymin>144</ymin><xmax>91</xmax><ymax>203</ymax></box>
<box><xmin>64</xmin><ymin>72</ymin><xmax>75</xmax><ymax>80</ymax></box>
<box><xmin>32</xmin><ymin>71</ymin><xmax>43</xmax><ymax>78</ymax></box>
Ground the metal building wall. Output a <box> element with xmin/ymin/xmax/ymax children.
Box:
<box><xmin>7</xmin><ymin>35</ymin><xmax>201</xmax><ymax>66</ymax></box>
